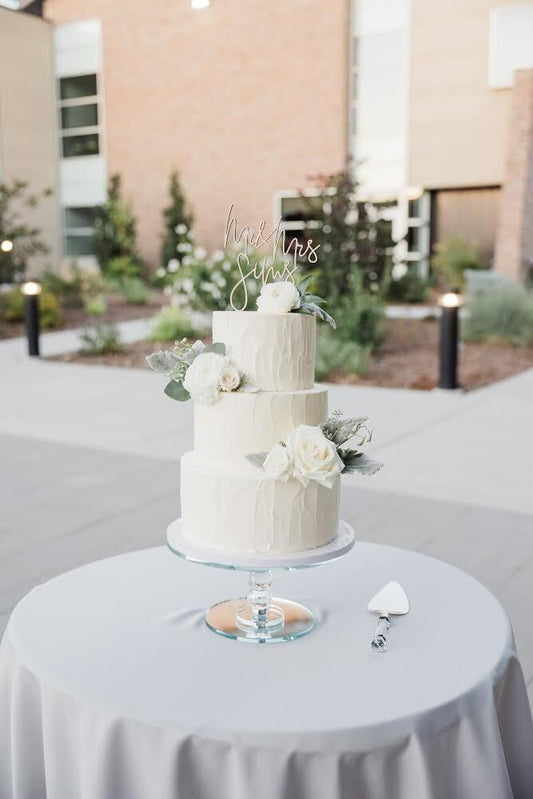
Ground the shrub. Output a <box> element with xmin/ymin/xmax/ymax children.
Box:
<box><xmin>41</xmin><ymin>263</ymin><xmax>103</xmax><ymax>308</ymax></box>
<box><xmin>93</xmin><ymin>174</ymin><xmax>143</xmax><ymax>278</ymax></box>
<box><xmin>315</xmin><ymin>328</ymin><xmax>370</xmax><ymax>381</ymax></box>
<box><xmin>334</xmin><ymin>270</ymin><xmax>387</xmax><ymax>351</ymax></box>
<box><xmin>432</xmin><ymin>237</ymin><xmax>487</xmax><ymax>289</ymax></box>
<box><xmin>385</xmin><ymin>268</ymin><xmax>429</xmax><ymax>304</ymax></box>
<box><xmin>83</xmin><ymin>294</ymin><xmax>108</xmax><ymax>317</ymax></box>
<box><xmin>160</xmin><ymin>170</ymin><xmax>194</xmax><ymax>271</ymax></box>
<box><xmin>463</xmin><ymin>287</ymin><xmax>533</xmax><ymax>346</ymax></box>
<box><xmin>79</xmin><ymin>322</ymin><xmax>121</xmax><ymax>355</ymax></box>
<box><xmin>116</xmin><ymin>276</ymin><xmax>151</xmax><ymax>305</ymax></box>
<box><xmin>148</xmin><ymin>307</ymin><xmax>198</xmax><ymax>342</ymax></box>
<box><xmin>0</xmin><ymin>289</ymin><xmax>62</xmax><ymax>329</ymax></box>
<box><xmin>0</xmin><ymin>180</ymin><xmax>51</xmax><ymax>283</ymax></box>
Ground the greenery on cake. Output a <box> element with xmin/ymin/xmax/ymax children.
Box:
<box><xmin>256</xmin><ymin>275</ymin><xmax>336</xmax><ymax>328</ymax></box>
<box><xmin>146</xmin><ymin>339</ymin><xmax>256</xmax><ymax>404</ymax></box>
<box><xmin>246</xmin><ymin>411</ymin><xmax>383</xmax><ymax>488</ymax></box>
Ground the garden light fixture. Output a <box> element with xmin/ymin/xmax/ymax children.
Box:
<box><xmin>438</xmin><ymin>290</ymin><xmax>463</xmax><ymax>389</ymax></box>
<box><xmin>21</xmin><ymin>280</ymin><xmax>42</xmax><ymax>357</ymax></box>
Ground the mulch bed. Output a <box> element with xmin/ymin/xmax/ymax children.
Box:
<box><xmin>50</xmin><ymin>318</ymin><xmax>533</xmax><ymax>392</ymax></box>
<box><xmin>0</xmin><ymin>293</ymin><xmax>165</xmax><ymax>340</ymax></box>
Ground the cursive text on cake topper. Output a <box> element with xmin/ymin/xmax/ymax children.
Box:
<box><xmin>224</xmin><ymin>204</ymin><xmax>320</xmax><ymax>311</ymax></box>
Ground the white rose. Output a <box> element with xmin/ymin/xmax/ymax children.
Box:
<box><xmin>286</xmin><ymin>425</ymin><xmax>343</xmax><ymax>489</ymax></box>
<box><xmin>183</xmin><ymin>352</ymin><xmax>226</xmax><ymax>405</ymax></box>
<box><xmin>219</xmin><ymin>364</ymin><xmax>241</xmax><ymax>392</ymax></box>
<box><xmin>168</xmin><ymin>259</ymin><xmax>179</xmax><ymax>273</ymax></box>
<box><xmin>263</xmin><ymin>444</ymin><xmax>293</xmax><ymax>482</ymax></box>
<box><xmin>256</xmin><ymin>281</ymin><xmax>300</xmax><ymax>314</ymax></box>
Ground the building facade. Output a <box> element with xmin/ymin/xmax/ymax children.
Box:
<box><xmin>0</xmin><ymin>5</ymin><xmax>59</xmax><ymax>276</ymax></box>
<box><xmin>2</xmin><ymin>0</ymin><xmax>533</xmax><ymax>279</ymax></box>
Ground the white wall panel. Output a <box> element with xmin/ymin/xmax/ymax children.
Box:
<box><xmin>489</xmin><ymin>3</ymin><xmax>533</xmax><ymax>88</ymax></box>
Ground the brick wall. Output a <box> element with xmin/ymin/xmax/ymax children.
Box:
<box><xmin>494</xmin><ymin>69</ymin><xmax>533</xmax><ymax>282</ymax></box>
<box><xmin>44</xmin><ymin>0</ymin><xmax>348</xmax><ymax>267</ymax></box>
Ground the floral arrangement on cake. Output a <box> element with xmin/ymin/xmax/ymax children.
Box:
<box><xmin>247</xmin><ymin>412</ymin><xmax>383</xmax><ymax>488</ymax></box>
<box><xmin>256</xmin><ymin>276</ymin><xmax>336</xmax><ymax>328</ymax></box>
<box><xmin>146</xmin><ymin>339</ymin><xmax>256</xmax><ymax>405</ymax></box>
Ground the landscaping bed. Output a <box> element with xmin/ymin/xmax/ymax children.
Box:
<box><xmin>50</xmin><ymin>318</ymin><xmax>533</xmax><ymax>391</ymax></box>
<box><xmin>0</xmin><ymin>293</ymin><xmax>165</xmax><ymax>340</ymax></box>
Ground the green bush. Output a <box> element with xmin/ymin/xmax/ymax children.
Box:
<box><xmin>79</xmin><ymin>322</ymin><xmax>122</xmax><ymax>355</ymax></box>
<box><xmin>432</xmin><ymin>237</ymin><xmax>487</xmax><ymax>289</ymax></box>
<box><xmin>463</xmin><ymin>287</ymin><xmax>533</xmax><ymax>346</ymax></box>
<box><xmin>385</xmin><ymin>268</ymin><xmax>429</xmax><ymax>304</ymax></box>
<box><xmin>104</xmin><ymin>255</ymin><xmax>143</xmax><ymax>281</ymax></box>
<box><xmin>148</xmin><ymin>307</ymin><xmax>199</xmax><ymax>342</ymax></box>
<box><xmin>83</xmin><ymin>294</ymin><xmax>108</xmax><ymax>317</ymax></box>
<box><xmin>315</xmin><ymin>328</ymin><xmax>370</xmax><ymax>381</ymax></box>
<box><xmin>0</xmin><ymin>289</ymin><xmax>62</xmax><ymax>329</ymax></box>
<box><xmin>114</xmin><ymin>276</ymin><xmax>151</xmax><ymax>305</ymax></box>
<box><xmin>41</xmin><ymin>264</ymin><xmax>104</xmax><ymax>308</ymax></box>
<box><xmin>334</xmin><ymin>270</ymin><xmax>387</xmax><ymax>351</ymax></box>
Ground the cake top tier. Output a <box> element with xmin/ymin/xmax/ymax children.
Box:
<box><xmin>212</xmin><ymin>311</ymin><xmax>316</xmax><ymax>392</ymax></box>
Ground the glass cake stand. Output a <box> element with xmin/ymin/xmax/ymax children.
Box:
<box><xmin>167</xmin><ymin>519</ymin><xmax>355</xmax><ymax>643</ymax></box>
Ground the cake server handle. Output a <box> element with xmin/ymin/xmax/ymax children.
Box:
<box><xmin>371</xmin><ymin>615</ymin><xmax>390</xmax><ymax>652</ymax></box>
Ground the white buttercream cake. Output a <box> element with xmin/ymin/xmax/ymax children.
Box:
<box><xmin>180</xmin><ymin>311</ymin><xmax>340</xmax><ymax>554</ymax></box>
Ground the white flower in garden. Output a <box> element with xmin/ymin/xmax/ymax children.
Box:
<box><xmin>345</xmin><ymin>209</ymin><xmax>358</xmax><ymax>225</ymax></box>
<box><xmin>195</xmin><ymin>246</ymin><xmax>207</xmax><ymax>259</ymax></box>
<box><xmin>212</xmin><ymin>250</ymin><xmax>224</xmax><ymax>262</ymax></box>
<box><xmin>163</xmin><ymin>286</ymin><xmax>173</xmax><ymax>297</ymax></box>
<box><xmin>212</xmin><ymin>288</ymin><xmax>222</xmax><ymax>300</ymax></box>
<box><xmin>286</xmin><ymin>425</ymin><xmax>343</xmax><ymax>489</ymax></box>
<box><xmin>222</xmin><ymin>261</ymin><xmax>232</xmax><ymax>272</ymax></box>
<box><xmin>167</xmin><ymin>259</ymin><xmax>179</xmax><ymax>273</ymax></box>
<box><xmin>182</xmin><ymin>256</ymin><xmax>192</xmax><ymax>267</ymax></box>
<box><xmin>219</xmin><ymin>364</ymin><xmax>241</xmax><ymax>392</ymax></box>
<box><xmin>182</xmin><ymin>278</ymin><xmax>194</xmax><ymax>294</ymax></box>
<box><xmin>263</xmin><ymin>444</ymin><xmax>292</xmax><ymax>482</ymax></box>
<box><xmin>177</xmin><ymin>242</ymin><xmax>192</xmax><ymax>254</ymax></box>
<box><xmin>175</xmin><ymin>224</ymin><xmax>188</xmax><ymax>235</ymax></box>
<box><xmin>156</xmin><ymin>268</ymin><xmax>166</xmax><ymax>278</ymax></box>
<box><xmin>256</xmin><ymin>281</ymin><xmax>300</xmax><ymax>314</ymax></box>
<box><xmin>183</xmin><ymin>352</ymin><xmax>227</xmax><ymax>405</ymax></box>
<box><xmin>200</xmin><ymin>281</ymin><xmax>214</xmax><ymax>293</ymax></box>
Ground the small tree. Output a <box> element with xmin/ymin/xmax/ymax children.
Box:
<box><xmin>93</xmin><ymin>174</ymin><xmax>142</xmax><ymax>277</ymax></box>
<box><xmin>160</xmin><ymin>170</ymin><xmax>194</xmax><ymax>268</ymax></box>
<box><xmin>301</xmin><ymin>169</ymin><xmax>395</xmax><ymax>303</ymax></box>
<box><xmin>0</xmin><ymin>180</ymin><xmax>51</xmax><ymax>283</ymax></box>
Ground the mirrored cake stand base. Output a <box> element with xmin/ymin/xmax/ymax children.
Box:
<box><xmin>167</xmin><ymin>519</ymin><xmax>355</xmax><ymax>643</ymax></box>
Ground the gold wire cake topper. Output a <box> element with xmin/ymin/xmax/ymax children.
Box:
<box><xmin>224</xmin><ymin>204</ymin><xmax>320</xmax><ymax>311</ymax></box>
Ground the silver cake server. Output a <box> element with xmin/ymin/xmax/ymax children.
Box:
<box><xmin>368</xmin><ymin>581</ymin><xmax>409</xmax><ymax>652</ymax></box>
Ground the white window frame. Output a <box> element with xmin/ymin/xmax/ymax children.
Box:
<box><xmin>58</xmin><ymin>73</ymin><xmax>103</xmax><ymax>160</ymax></box>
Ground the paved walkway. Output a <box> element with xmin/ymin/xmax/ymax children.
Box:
<box><xmin>1</xmin><ymin>331</ymin><xmax>533</xmax><ymax>701</ymax></box>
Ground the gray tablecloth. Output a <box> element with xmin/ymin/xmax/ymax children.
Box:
<box><xmin>1</xmin><ymin>543</ymin><xmax>532</xmax><ymax>799</ymax></box>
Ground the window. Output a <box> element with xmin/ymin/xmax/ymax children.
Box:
<box><xmin>58</xmin><ymin>73</ymin><xmax>101</xmax><ymax>158</ymax></box>
<box><xmin>63</xmin><ymin>206</ymin><xmax>97</xmax><ymax>257</ymax></box>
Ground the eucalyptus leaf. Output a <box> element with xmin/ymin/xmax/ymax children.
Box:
<box><xmin>164</xmin><ymin>380</ymin><xmax>191</xmax><ymax>402</ymax></box>
<box><xmin>246</xmin><ymin>452</ymin><xmax>268</xmax><ymax>468</ymax></box>
<box><xmin>342</xmin><ymin>454</ymin><xmax>383</xmax><ymax>476</ymax></box>
<box><xmin>300</xmin><ymin>302</ymin><xmax>337</xmax><ymax>329</ymax></box>
<box><xmin>146</xmin><ymin>350</ymin><xmax>179</xmax><ymax>374</ymax></box>
<box><xmin>204</xmin><ymin>342</ymin><xmax>226</xmax><ymax>356</ymax></box>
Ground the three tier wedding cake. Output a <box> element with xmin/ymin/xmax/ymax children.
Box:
<box><xmin>148</xmin><ymin>279</ymin><xmax>382</xmax><ymax>557</ymax></box>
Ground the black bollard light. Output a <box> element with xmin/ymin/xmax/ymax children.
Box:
<box><xmin>21</xmin><ymin>281</ymin><xmax>42</xmax><ymax>357</ymax></box>
<box><xmin>438</xmin><ymin>290</ymin><xmax>462</xmax><ymax>390</ymax></box>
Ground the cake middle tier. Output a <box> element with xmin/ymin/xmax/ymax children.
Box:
<box><xmin>194</xmin><ymin>386</ymin><xmax>328</xmax><ymax>462</ymax></box>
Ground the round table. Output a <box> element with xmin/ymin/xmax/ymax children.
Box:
<box><xmin>1</xmin><ymin>544</ymin><xmax>532</xmax><ymax>799</ymax></box>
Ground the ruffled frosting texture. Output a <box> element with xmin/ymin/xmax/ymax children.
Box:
<box><xmin>212</xmin><ymin>311</ymin><xmax>315</xmax><ymax>391</ymax></box>
<box><xmin>181</xmin><ymin>452</ymin><xmax>340</xmax><ymax>554</ymax></box>
<box><xmin>194</xmin><ymin>387</ymin><xmax>328</xmax><ymax>462</ymax></box>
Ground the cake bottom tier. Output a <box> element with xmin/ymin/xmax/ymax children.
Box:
<box><xmin>180</xmin><ymin>452</ymin><xmax>340</xmax><ymax>555</ymax></box>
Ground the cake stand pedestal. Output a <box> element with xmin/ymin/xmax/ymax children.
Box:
<box><xmin>167</xmin><ymin>519</ymin><xmax>355</xmax><ymax>643</ymax></box>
